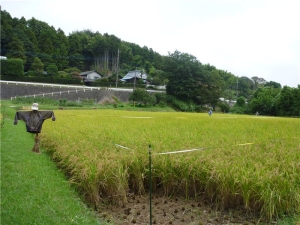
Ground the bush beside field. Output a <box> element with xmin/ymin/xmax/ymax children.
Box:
<box><xmin>40</xmin><ymin>110</ymin><xmax>300</xmax><ymax>221</ymax></box>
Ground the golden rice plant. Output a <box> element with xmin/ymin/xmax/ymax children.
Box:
<box><xmin>41</xmin><ymin>110</ymin><xmax>300</xmax><ymax>220</ymax></box>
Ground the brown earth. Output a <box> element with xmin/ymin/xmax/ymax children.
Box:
<box><xmin>98</xmin><ymin>193</ymin><xmax>262</xmax><ymax>225</ymax></box>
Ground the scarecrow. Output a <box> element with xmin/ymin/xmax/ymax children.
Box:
<box><xmin>14</xmin><ymin>103</ymin><xmax>56</xmax><ymax>153</ymax></box>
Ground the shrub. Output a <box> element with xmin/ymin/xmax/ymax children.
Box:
<box><xmin>219</xmin><ymin>102</ymin><xmax>230</xmax><ymax>113</ymax></box>
<box><xmin>229</xmin><ymin>106</ymin><xmax>246</xmax><ymax>114</ymax></box>
<box><xmin>46</xmin><ymin>64</ymin><xmax>58</xmax><ymax>77</ymax></box>
<box><xmin>129</xmin><ymin>89</ymin><xmax>156</xmax><ymax>106</ymax></box>
<box><xmin>1</xmin><ymin>58</ymin><xmax>24</xmax><ymax>76</ymax></box>
<box><xmin>26</xmin><ymin>70</ymin><xmax>36</xmax><ymax>77</ymax></box>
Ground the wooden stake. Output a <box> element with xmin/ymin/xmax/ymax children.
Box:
<box><xmin>32</xmin><ymin>133</ymin><xmax>40</xmax><ymax>153</ymax></box>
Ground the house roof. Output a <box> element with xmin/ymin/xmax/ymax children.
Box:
<box><xmin>120</xmin><ymin>70</ymin><xmax>147</xmax><ymax>81</ymax></box>
<box><xmin>79</xmin><ymin>70</ymin><xmax>101</xmax><ymax>76</ymax></box>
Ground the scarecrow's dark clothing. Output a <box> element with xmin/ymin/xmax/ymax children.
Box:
<box><xmin>14</xmin><ymin>110</ymin><xmax>55</xmax><ymax>133</ymax></box>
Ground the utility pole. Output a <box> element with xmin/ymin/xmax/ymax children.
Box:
<box><xmin>115</xmin><ymin>49</ymin><xmax>120</xmax><ymax>87</ymax></box>
<box><xmin>134</xmin><ymin>67</ymin><xmax>137</xmax><ymax>90</ymax></box>
<box><xmin>236</xmin><ymin>76</ymin><xmax>239</xmax><ymax>99</ymax></box>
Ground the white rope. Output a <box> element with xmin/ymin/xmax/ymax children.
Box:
<box><xmin>157</xmin><ymin>148</ymin><xmax>205</xmax><ymax>155</ymax></box>
<box><xmin>115</xmin><ymin>144</ymin><xmax>131</xmax><ymax>150</ymax></box>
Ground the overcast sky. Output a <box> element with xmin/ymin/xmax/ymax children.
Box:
<box><xmin>1</xmin><ymin>0</ymin><xmax>299</xmax><ymax>87</ymax></box>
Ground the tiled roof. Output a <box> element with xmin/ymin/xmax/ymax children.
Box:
<box><xmin>121</xmin><ymin>70</ymin><xmax>147</xmax><ymax>81</ymax></box>
<box><xmin>80</xmin><ymin>70</ymin><xmax>100</xmax><ymax>76</ymax></box>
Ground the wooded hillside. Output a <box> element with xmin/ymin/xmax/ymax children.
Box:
<box><xmin>1</xmin><ymin>9</ymin><xmax>299</xmax><ymax>116</ymax></box>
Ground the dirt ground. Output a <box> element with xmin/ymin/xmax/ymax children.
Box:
<box><xmin>98</xmin><ymin>193</ymin><xmax>261</xmax><ymax>225</ymax></box>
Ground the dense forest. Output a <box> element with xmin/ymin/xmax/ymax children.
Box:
<box><xmin>1</xmin><ymin>9</ymin><xmax>299</xmax><ymax>116</ymax></box>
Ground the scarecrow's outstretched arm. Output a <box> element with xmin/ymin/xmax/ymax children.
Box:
<box><xmin>14</xmin><ymin>111</ymin><xmax>30</xmax><ymax>125</ymax></box>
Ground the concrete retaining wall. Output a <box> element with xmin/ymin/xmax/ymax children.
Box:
<box><xmin>1</xmin><ymin>82</ymin><xmax>131</xmax><ymax>102</ymax></box>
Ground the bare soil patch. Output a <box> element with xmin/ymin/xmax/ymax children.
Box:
<box><xmin>98</xmin><ymin>193</ymin><xmax>260</xmax><ymax>225</ymax></box>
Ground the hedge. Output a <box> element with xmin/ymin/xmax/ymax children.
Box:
<box><xmin>0</xmin><ymin>58</ymin><xmax>24</xmax><ymax>76</ymax></box>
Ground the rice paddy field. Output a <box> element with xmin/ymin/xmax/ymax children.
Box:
<box><xmin>40</xmin><ymin>110</ymin><xmax>300</xmax><ymax>221</ymax></box>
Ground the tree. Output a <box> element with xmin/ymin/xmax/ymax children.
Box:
<box><xmin>218</xmin><ymin>101</ymin><xmax>230</xmax><ymax>113</ymax></box>
<box><xmin>203</xmin><ymin>69</ymin><xmax>225</xmax><ymax>110</ymax></box>
<box><xmin>53</xmin><ymin>28</ymin><xmax>69</xmax><ymax>70</ymax></box>
<box><xmin>236</xmin><ymin>96</ymin><xmax>246</xmax><ymax>107</ymax></box>
<box><xmin>40</xmin><ymin>37</ymin><xmax>54</xmax><ymax>67</ymax></box>
<box><xmin>129</xmin><ymin>88</ymin><xmax>156</xmax><ymax>106</ymax></box>
<box><xmin>69</xmin><ymin>53</ymin><xmax>84</xmax><ymax>70</ymax></box>
<box><xmin>69</xmin><ymin>30</ymin><xmax>93</xmax><ymax>70</ymax></box>
<box><xmin>13</xmin><ymin>22</ymin><xmax>39</xmax><ymax>71</ymax></box>
<box><xmin>46</xmin><ymin>64</ymin><xmax>58</xmax><ymax>77</ymax></box>
<box><xmin>277</xmin><ymin>86</ymin><xmax>300</xmax><ymax>116</ymax></box>
<box><xmin>164</xmin><ymin>51</ymin><xmax>204</xmax><ymax>103</ymax></box>
<box><xmin>264</xmin><ymin>81</ymin><xmax>281</xmax><ymax>89</ymax></box>
<box><xmin>238</xmin><ymin>76</ymin><xmax>253</xmax><ymax>98</ymax></box>
<box><xmin>6</xmin><ymin>35</ymin><xmax>27</xmax><ymax>63</ymax></box>
<box><xmin>31</xmin><ymin>57</ymin><xmax>44</xmax><ymax>75</ymax></box>
<box><xmin>0</xmin><ymin>10</ymin><xmax>14</xmax><ymax>56</ymax></box>
<box><xmin>251</xmin><ymin>76</ymin><xmax>267</xmax><ymax>90</ymax></box>
<box><xmin>230</xmin><ymin>96</ymin><xmax>247</xmax><ymax>114</ymax></box>
<box><xmin>248</xmin><ymin>87</ymin><xmax>280</xmax><ymax>115</ymax></box>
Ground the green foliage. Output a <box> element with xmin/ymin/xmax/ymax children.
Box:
<box><xmin>248</xmin><ymin>87</ymin><xmax>281</xmax><ymax>116</ymax></box>
<box><xmin>163</xmin><ymin>51</ymin><xmax>225</xmax><ymax>108</ymax></box>
<box><xmin>12</xmin><ymin>97</ymin><xmax>57</xmax><ymax>105</ymax></box>
<box><xmin>222</xmin><ymin>89</ymin><xmax>235</xmax><ymax>101</ymax></box>
<box><xmin>59</xmin><ymin>99</ymin><xmax>82</xmax><ymax>107</ymax></box>
<box><xmin>236</xmin><ymin>96</ymin><xmax>246</xmax><ymax>107</ymax></box>
<box><xmin>166</xmin><ymin>95</ymin><xmax>201</xmax><ymax>112</ymax></box>
<box><xmin>129</xmin><ymin>88</ymin><xmax>156</xmax><ymax>106</ymax></box>
<box><xmin>230</xmin><ymin>96</ymin><xmax>247</xmax><ymax>114</ymax></box>
<box><xmin>0</xmin><ymin>58</ymin><xmax>24</xmax><ymax>76</ymax></box>
<box><xmin>82</xmin><ymin>99</ymin><xmax>95</xmax><ymax>105</ymax></box>
<box><xmin>265</xmin><ymin>80</ymin><xmax>281</xmax><ymax>89</ymax></box>
<box><xmin>277</xmin><ymin>86</ymin><xmax>300</xmax><ymax>117</ymax></box>
<box><xmin>154</xmin><ymin>92</ymin><xmax>167</xmax><ymax>105</ymax></box>
<box><xmin>6</xmin><ymin>35</ymin><xmax>27</xmax><ymax>63</ymax></box>
<box><xmin>64</xmin><ymin>67</ymin><xmax>81</xmax><ymax>73</ymax></box>
<box><xmin>229</xmin><ymin>106</ymin><xmax>246</xmax><ymax>114</ymax></box>
<box><xmin>46</xmin><ymin>64</ymin><xmax>58</xmax><ymax>76</ymax></box>
<box><xmin>251</xmin><ymin>76</ymin><xmax>266</xmax><ymax>90</ymax></box>
<box><xmin>57</xmin><ymin>70</ymin><xmax>68</xmax><ymax>78</ymax></box>
<box><xmin>203</xmin><ymin>69</ymin><xmax>225</xmax><ymax>109</ymax></box>
<box><xmin>238</xmin><ymin>76</ymin><xmax>254</xmax><ymax>98</ymax></box>
<box><xmin>31</xmin><ymin>57</ymin><xmax>44</xmax><ymax>75</ymax></box>
<box><xmin>218</xmin><ymin>101</ymin><xmax>230</xmax><ymax>113</ymax></box>
<box><xmin>164</xmin><ymin>51</ymin><xmax>204</xmax><ymax>103</ymax></box>
<box><xmin>26</xmin><ymin>70</ymin><xmax>36</xmax><ymax>77</ymax></box>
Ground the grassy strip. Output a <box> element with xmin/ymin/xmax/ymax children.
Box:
<box><xmin>10</xmin><ymin>96</ymin><xmax>177</xmax><ymax>112</ymax></box>
<box><xmin>0</xmin><ymin>102</ymin><xmax>108</xmax><ymax>225</ymax></box>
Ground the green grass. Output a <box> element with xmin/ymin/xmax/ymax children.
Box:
<box><xmin>10</xmin><ymin>96</ymin><xmax>176</xmax><ymax>112</ymax></box>
<box><xmin>0</xmin><ymin>102</ymin><xmax>108</xmax><ymax>225</ymax></box>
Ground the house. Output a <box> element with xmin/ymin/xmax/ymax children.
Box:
<box><xmin>219</xmin><ymin>98</ymin><xmax>237</xmax><ymax>107</ymax></box>
<box><xmin>120</xmin><ymin>70</ymin><xmax>147</xmax><ymax>83</ymax></box>
<box><xmin>80</xmin><ymin>70</ymin><xmax>102</xmax><ymax>82</ymax></box>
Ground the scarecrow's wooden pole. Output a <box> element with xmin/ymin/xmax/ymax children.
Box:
<box><xmin>32</xmin><ymin>133</ymin><xmax>40</xmax><ymax>153</ymax></box>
